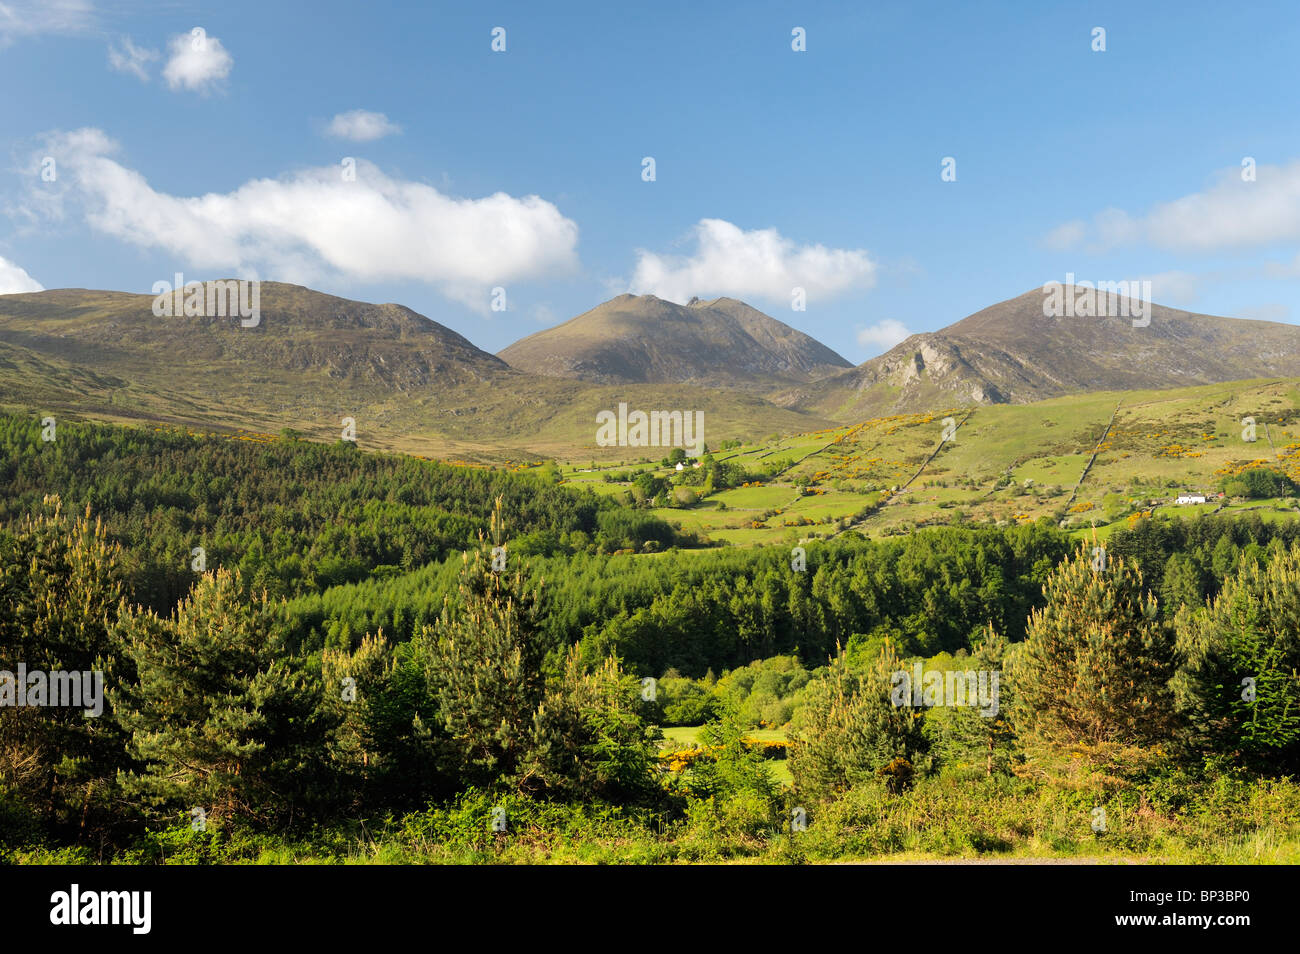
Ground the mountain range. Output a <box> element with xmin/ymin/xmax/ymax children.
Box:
<box><xmin>1</xmin><ymin>281</ymin><xmax>1298</xmax><ymax>459</ymax></box>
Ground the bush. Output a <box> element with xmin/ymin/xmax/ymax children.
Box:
<box><xmin>655</xmin><ymin>676</ymin><xmax>719</xmax><ymax>726</ymax></box>
<box><xmin>788</xmin><ymin>642</ymin><xmax>927</xmax><ymax>800</ymax></box>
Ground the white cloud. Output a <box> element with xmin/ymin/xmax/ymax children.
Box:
<box><xmin>326</xmin><ymin>110</ymin><xmax>402</xmax><ymax>142</ymax></box>
<box><xmin>629</xmin><ymin>219</ymin><xmax>876</xmax><ymax>305</ymax></box>
<box><xmin>1043</xmin><ymin>220</ymin><xmax>1085</xmax><ymax>250</ymax></box>
<box><xmin>162</xmin><ymin>28</ymin><xmax>232</xmax><ymax>93</ymax></box>
<box><xmin>107</xmin><ymin>36</ymin><xmax>158</xmax><ymax>81</ymax></box>
<box><xmin>1140</xmin><ymin>270</ymin><xmax>1200</xmax><ymax>305</ymax></box>
<box><xmin>21</xmin><ymin>128</ymin><xmax>579</xmax><ymax>310</ymax></box>
<box><xmin>0</xmin><ymin>255</ymin><xmax>43</xmax><ymax>294</ymax></box>
<box><xmin>1049</xmin><ymin>160</ymin><xmax>1300</xmax><ymax>253</ymax></box>
<box><xmin>1093</xmin><ymin>208</ymin><xmax>1143</xmax><ymax>248</ymax></box>
<box><xmin>0</xmin><ymin>0</ymin><xmax>94</xmax><ymax>46</ymax></box>
<box><xmin>1263</xmin><ymin>254</ymin><xmax>1300</xmax><ymax>278</ymax></box>
<box><xmin>856</xmin><ymin>319</ymin><xmax>912</xmax><ymax>353</ymax></box>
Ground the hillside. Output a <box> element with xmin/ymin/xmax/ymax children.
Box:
<box><xmin>497</xmin><ymin>293</ymin><xmax>852</xmax><ymax>388</ymax></box>
<box><xmin>0</xmin><ymin>282</ymin><xmax>508</xmax><ymax>388</ymax></box>
<box><xmin>564</xmin><ymin>376</ymin><xmax>1300</xmax><ymax>547</ymax></box>
<box><xmin>0</xmin><ymin>284</ymin><xmax>837</xmax><ymax>460</ymax></box>
<box><xmin>782</xmin><ymin>287</ymin><xmax>1300</xmax><ymax>420</ymax></box>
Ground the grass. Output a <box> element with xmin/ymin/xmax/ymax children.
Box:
<box><xmin>16</xmin><ymin>768</ymin><xmax>1296</xmax><ymax>864</ymax></box>
<box><xmin>659</xmin><ymin>725</ymin><xmax>703</xmax><ymax>746</ymax></box>
<box><xmin>606</xmin><ymin>378</ymin><xmax>1300</xmax><ymax>547</ymax></box>
<box><xmin>659</xmin><ymin>724</ymin><xmax>788</xmax><ymax>746</ymax></box>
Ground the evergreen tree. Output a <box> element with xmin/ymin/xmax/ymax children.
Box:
<box><xmin>924</xmin><ymin>627</ymin><xmax>1017</xmax><ymax>776</ymax></box>
<box><xmin>789</xmin><ymin>642</ymin><xmax>926</xmax><ymax>799</ymax></box>
<box><xmin>0</xmin><ymin>500</ymin><xmax>128</xmax><ymax>838</ymax></box>
<box><xmin>116</xmin><ymin>569</ymin><xmax>335</xmax><ymax>826</ymax></box>
<box><xmin>423</xmin><ymin>499</ymin><xmax>547</xmax><ymax>788</ymax></box>
<box><xmin>684</xmin><ymin>699</ymin><xmax>778</xmax><ymax>803</ymax></box>
<box><xmin>1211</xmin><ymin>536</ymin><xmax>1239</xmax><ymax>582</ymax></box>
<box><xmin>526</xmin><ymin>648</ymin><xmax>662</xmax><ymax>802</ymax></box>
<box><xmin>1160</xmin><ymin>552</ymin><xmax>1205</xmax><ymax>619</ymax></box>
<box><xmin>319</xmin><ymin>631</ymin><xmax>455</xmax><ymax>809</ymax></box>
<box><xmin>1012</xmin><ymin>548</ymin><xmax>1177</xmax><ymax>750</ymax></box>
<box><xmin>1174</xmin><ymin>542</ymin><xmax>1300</xmax><ymax>771</ymax></box>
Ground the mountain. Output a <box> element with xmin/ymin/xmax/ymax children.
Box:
<box><xmin>0</xmin><ymin>282</ymin><xmax>508</xmax><ymax>389</ymax></box>
<box><xmin>497</xmin><ymin>293</ymin><xmax>852</xmax><ymax>388</ymax></box>
<box><xmin>0</xmin><ymin>283</ymin><xmax>837</xmax><ymax>459</ymax></box>
<box><xmin>782</xmin><ymin>286</ymin><xmax>1300</xmax><ymax>420</ymax></box>
<box><xmin>13</xmin><ymin>280</ymin><xmax>1293</xmax><ymax>460</ymax></box>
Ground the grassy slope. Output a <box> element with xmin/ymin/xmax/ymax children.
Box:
<box><xmin>0</xmin><ymin>286</ymin><xmax>839</xmax><ymax>463</ymax></box>
<box><xmin>565</xmin><ymin>378</ymin><xmax>1300</xmax><ymax>546</ymax></box>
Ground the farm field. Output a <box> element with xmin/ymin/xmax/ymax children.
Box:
<box><xmin>562</xmin><ymin>378</ymin><xmax>1300</xmax><ymax>546</ymax></box>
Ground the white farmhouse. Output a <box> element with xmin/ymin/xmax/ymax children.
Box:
<box><xmin>1175</xmin><ymin>493</ymin><xmax>1207</xmax><ymax>505</ymax></box>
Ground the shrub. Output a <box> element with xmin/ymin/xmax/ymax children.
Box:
<box><xmin>788</xmin><ymin>642</ymin><xmax>927</xmax><ymax>800</ymax></box>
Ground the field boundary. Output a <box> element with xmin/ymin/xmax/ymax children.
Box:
<box><xmin>1060</xmin><ymin>401</ymin><xmax>1121</xmax><ymax>519</ymax></box>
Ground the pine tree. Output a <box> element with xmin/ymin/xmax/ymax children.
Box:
<box><xmin>321</xmin><ymin>631</ymin><xmax>455</xmax><ymax>810</ymax></box>
<box><xmin>423</xmin><ymin>498</ymin><xmax>547</xmax><ymax>788</ymax></box>
<box><xmin>683</xmin><ymin>699</ymin><xmax>780</xmax><ymax>822</ymax></box>
<box><xmin>925</xmin><ymin>626</ymin><xmax>1017</xmax><ymax>776</ymax></box>
<box><xmin>789</xmin><ymin>641</ymin><xmax>926</xmax><ymax>799</ymax></box>
<box><xmin>0</xmin><ymin>500</ymin><xmax>128</xmax><ymax>837</ymax></box>
<box><xmin>1012</xmin><ymin>548</ymin><xmax>1177</xmax><ymax>750</ymax></box>
<box><xmin>1174</xmin><ymin>542</ymin><xmax>1300</xmax><ymax>771</ymax></box>
<box><xmin>1160</xmin><ymin>552</ymin><xmax>1205</xmax><ymax>618</ymax></box>
<box><xmin>526</xmin><ymin>647</ymin><xmax>662</xmax><ymax>802</ymax></box>
<box><xmin>116</xmin><ymin>569</ymin><xmax>334</xmax><ymax>826</ymax></box>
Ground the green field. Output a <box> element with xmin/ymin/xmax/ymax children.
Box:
<box><xmin>564</xmin><ymin>378</ymin><xmax>1300</xmax><ymax>546</ymax></box>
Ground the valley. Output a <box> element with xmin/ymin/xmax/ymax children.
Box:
<box><xmin>4</xmin><ymin>282</ymin><xmax>1299</xmax><ymax>547</ymax></box>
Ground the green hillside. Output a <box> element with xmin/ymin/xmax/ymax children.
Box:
<box><xmin>566</xmin><ymin>377</ymin><xmax>1300</xmax><ymax>546</ymax></box>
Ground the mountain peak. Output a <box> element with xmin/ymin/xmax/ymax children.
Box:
<box><xmin>497</xmin><ymin>293</ymin><xmax>851</xmax><ymax>389</ymax></box>
<box><xmin>781</xmin><ymin>288</ymin><xmax>1300</xmax><ymax>419</ymax></box>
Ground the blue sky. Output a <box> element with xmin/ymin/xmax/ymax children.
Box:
<box><xmin>4</xmin><ymin>0</ymin><xmax>1300</xmax><ymax>360</ymax></box>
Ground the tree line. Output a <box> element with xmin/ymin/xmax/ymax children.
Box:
<box><xmin>0</xmin><ymin>414</ymin><xmax>692</xmax><ymax>614</ymax></box>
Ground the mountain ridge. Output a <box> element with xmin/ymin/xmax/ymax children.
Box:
<box><xmin>778</xmin><ymin>287</ymin><xmax>1300</xmax><ymax>418</ymax></box>
<box><xmin>0</xmin><ymin>282</ymin><xmax>508</xmax><ymax>390</ymax></box>
<box><xmin>0</xmin><ymin>282</ymin><xmax>838</xmax><ymax>459</ymax></box>
<box><xmin>4</xmin><ymin>281</ymin><xmax>1300</xmax><ymax>459</ymax></box>
<box><xmin>496</xmin><ymin>292</ymin><xmax>852</xmax><ymax>388</ymax></box>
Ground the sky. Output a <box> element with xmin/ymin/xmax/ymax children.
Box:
<box><xmin>4</xmin><ymin>0</ymin><xmax>1300</xmax><ymax>361</ymax></box>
